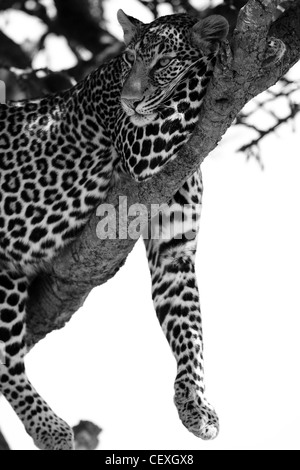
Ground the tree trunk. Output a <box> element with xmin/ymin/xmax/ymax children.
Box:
<box><xmin>25</xmin><ymin>0</ymin><xmax>300</xmax><ymax>349</ymax></box>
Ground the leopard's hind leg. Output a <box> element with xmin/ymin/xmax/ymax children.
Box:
<box><xmin>0</xmin><ymin>270</ymin><xmax>74</xmax><ymax>450</ymax></box>
<box><xmin>144</xmin><ymin>168</ymin><xmax>219</xmax><ymax>440</ymax></box>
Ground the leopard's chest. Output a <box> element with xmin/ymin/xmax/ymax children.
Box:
<box><xmin>115</xmin><ymin>98</ymin><xmax>202</xmax><ymax>180</ymax></box>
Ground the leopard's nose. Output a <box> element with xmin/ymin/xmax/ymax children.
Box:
<box><xmin>121</xmin><ymin>97</ymin><xmax>142</xmax><ymax>110</ymax></box>
<box><xmin>121</xmin><ymin>90</ymin><xmax>143</xmax><ymax>101</ymax></box>
<box><xmin>121</xmin><ymin>78</ymin><xmax>144</xmax><ymax>104</ymax></box>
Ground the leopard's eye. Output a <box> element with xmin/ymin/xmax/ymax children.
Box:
<box><xmin>157</xmin><ymin>57</ymin><xmax>173</xmax><ymax>68</ymax></box>
<box><xmin>124</xmin><ymin>51</ymin><xmax>136</xmax><ymax>65</ymax></box>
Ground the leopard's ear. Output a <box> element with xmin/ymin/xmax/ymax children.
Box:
<box><xmin>117</xmin><ymin>9</ymin><xmax>144</xmax><ymax>46</ymax></box>
<box><xmin>190</xmin><ymin>15</ymin><xmax>229</xmax><ymax>54</ymax></box>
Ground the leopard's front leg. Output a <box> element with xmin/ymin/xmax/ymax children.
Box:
<box><xmin>144</xmin><ymin>168</ymin><xmax>218</xmax><ymax>440</ymax></box>
<box><xmin>0</xmin><ymin>271</ymin><xmax>74</xmax><ymax>450</ymax></box>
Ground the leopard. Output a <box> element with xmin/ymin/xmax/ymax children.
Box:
<box><xmin>0</xmin><ymin>9</ymin><xmax>285</xmax><ymax>450</ymax></box>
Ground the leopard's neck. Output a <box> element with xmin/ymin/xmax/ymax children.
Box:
<box><xmin>5</xmin><ymin>57</ymin><xmax>124</xmax><ymax>153</ymax></box>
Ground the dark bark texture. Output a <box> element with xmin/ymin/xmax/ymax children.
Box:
<box><xmin>21</xmin><ymin>0</ymin><xmax>300</xmax><ymax>348</ymax></box>
<box><xmin>0</xmin><ymin>429</ymin><xmax>10</xmax><ymax>450</ymax></box>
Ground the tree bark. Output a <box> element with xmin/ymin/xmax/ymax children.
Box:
<box><xmin>0</xmin><ymin>429</ymin><xmax>10</xmax><ymax>451</ymax></box>
<box><xmin>26</xmin><ymin>1</ymin><xmax>300</xmax><ymax>349</ymax></box>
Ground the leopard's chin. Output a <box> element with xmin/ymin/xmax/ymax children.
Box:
<box><xmin>130</xmin><ymin>112</ymin><xmax>158</xmax><ymax>127</ymax></box>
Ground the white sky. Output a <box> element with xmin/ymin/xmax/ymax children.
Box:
<box><xmin>1</xmin><ymin>0</ymin><xmax>300</xmax><ymax>451</ymax></box>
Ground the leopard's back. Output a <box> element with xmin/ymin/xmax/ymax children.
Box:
<box><xmin>0</xmin><ymin>79</ymin><xmax>117</xmax><ymax>272</ymax></box>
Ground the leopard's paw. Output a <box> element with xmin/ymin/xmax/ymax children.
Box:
<box><xmin>29</xmin><ymin>417</ymin><xmax>74</xmax><ymax>451</ymax></box>
<box><xmin>174</xmin><ymin>382</ymin><xmax>219</xmax><ymax>441</ymax></box>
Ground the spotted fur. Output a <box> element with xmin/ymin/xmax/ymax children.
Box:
<box><xmin>144</xmin><ymin>168</ymin><xmax>219</xmax><ymax>439</ymax></box>
<box><xmin>1</xmin><ymin>9</ymin><xmax>274</xmax><ymax>449</ymax></box>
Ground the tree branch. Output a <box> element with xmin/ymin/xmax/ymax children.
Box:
<box><xmin>53</xmin><ymin>0</ymin><xmax>117</xmax><ymax>55</ymax></box>
<box><xmin>0</xmin><ymin>31</ymin><xmax>31</xmax><ymax>68</ymax></box>
<box><xmin>236</xmin><ymin>75</ymin><xmax>300</xmax><ymax>158</ymax></box>
<box><xmin>26</xmin><ymin>1</ymin><xmax>300</xmax><ymax>349</ymax></box>
<box><xmin>0</xmin><ymin>429</ymin><xmax>10</xmax><ymax>451</ymax></box>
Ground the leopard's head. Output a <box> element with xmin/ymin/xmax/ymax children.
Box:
<box><xmin>118</xmin><ymin>10</ymin><xmax>228</xmax><ymax>126</ymax></box>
